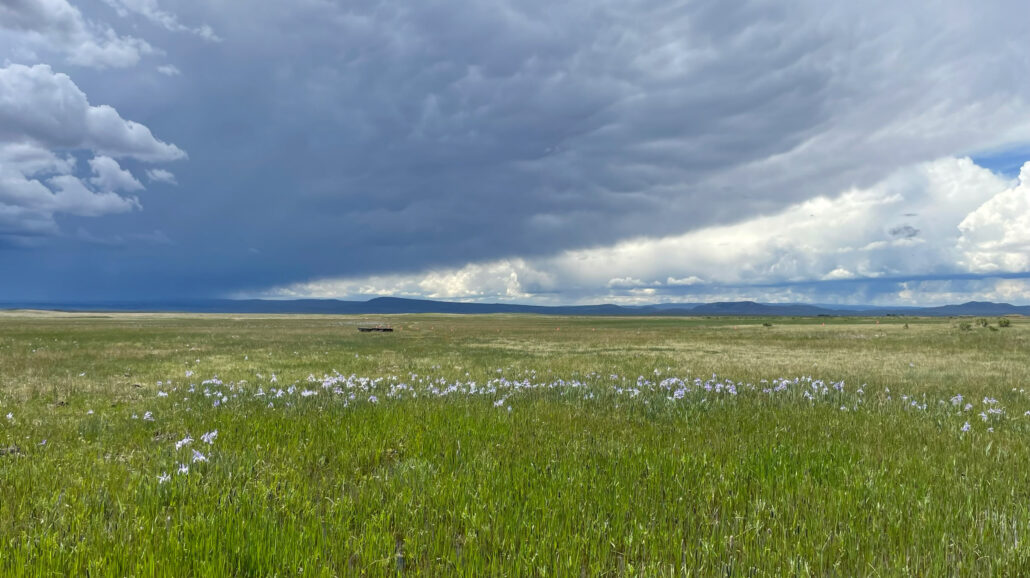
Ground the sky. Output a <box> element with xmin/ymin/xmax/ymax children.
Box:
<box><xmin>1</xmin><ymin>0</ymin><xmax>1029</xmax><ymax>306</ymax></box>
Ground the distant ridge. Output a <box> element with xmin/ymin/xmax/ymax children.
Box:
<box><xmin>2</xmin><ymin>297</ymin><xmax>1029</xmax><ymax>317</ymax></box>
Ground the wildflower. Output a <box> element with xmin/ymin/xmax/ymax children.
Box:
<box><xmin>368</xmin><ymin>395</ymin><xmax>379</xmax><ymax>404</ymax></box>
<box><xmin>158</xmin><ymin>391</ymin><xmax>168</xmax><ymax>397</ymax></box>
<box><xmin>201</xmin><ymin>430</ymin><xmax>218</xmax><ymax>444</ymax></box>
<box><xmin>5</xmin><ymin>412</ymin><xmax>12</xmax><ymax>421</ymax></box>
<box><xmin>39</xmin><ymin>439</ymin><xmax>47</xmax><ymax>446</ymax></box>
<box><xmin>191</xmin><ymin>449</ymin><xmax>207</xmax><ymax>463</ymax></box>
<box><xmin>175</xmin><ymin>435</ymin><xmax>194</xmax><ymax>450</ymax></box>
<box><xmin>961</xmin><ymin>422</ymin><xmax>971</xmax><ymax>432</ymax></box>
<box><xmin>131</xmin><ymin>414</ymin><xmax>138</xmax><ymax>419</ymax></box>
<box><xmin>143</xmin><ymin>411</ymin><xmax>154</xmax><ymax>421</ymax></box>
<box><xmin>988</xmin><ymin>427</ymin><xmax>995</xmax><ymax>433</ymax></box>
<box><xmin>86</xmin><ymin>409</ymin><xmax>94</xmax><ymax>415</ymax></box>
<box><xmin>178</xmin><ymin>464</ymin><xmax>189</xmax><ymax>475</ymax></box>
<box><xmin>185</xmin><ymin>370</ymin><xmax>194</xmax><ymax>378</ymax></box>
<box><xmin>158</xmin><ymin>473</ymin><xmax>171</xmax><ymax>484</ymax></box>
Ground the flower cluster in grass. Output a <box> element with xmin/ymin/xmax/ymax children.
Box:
<box><xmin>122</xmin><ymin>365</ymin><xmax>1027</xmax><ymax>461</ymax></box>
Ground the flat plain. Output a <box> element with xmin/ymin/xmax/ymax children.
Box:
<box><xmin>1</xmin><ymin>312</ymin><xmax>1029</xmax><ymax>576</ymax></box>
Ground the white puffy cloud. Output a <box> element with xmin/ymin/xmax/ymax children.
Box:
<box><xmin>0</xmin><ymin>64</ymin><xmax>186</xmax><ymax>161</ymax></box>
<box><xmin>266</xmin><ymin>259</ymin><xmax>540</xmax><ymax>301</ymax></box>
<box><xmin>0</xmin><ymin>0</ymin><xmax>154</xmax><ymax>68</ymax></box>
<box><xmin>666</xmin><ymin>276</ymin><xmax>704</xmax><ymax>286</ymax></box>
<box><xmin>145</xmin><ymin>168</ymin><xmax>177</xmax><ymax>185</ymax></box>
<box><xmin>156</xmin><ymin>64</ymin><xmax>180</xmax><ymax>76</ymax></box>
<box><xmin>89</xmin><ymin>155</ymin><xmax>143</xmax><ymax>192</ymax></box>
<box><xmin>0</xmin><ymin>63</ymin><xmax>183</xmax><ymax>242</ymax></box>
<box><xmin>0</xmin><ymin>145</ymin><xmax>139</xmax><ymax>221</ymax></box>
<box><xmin>958</xmin><ymin>164</ymin><xmax>1030</xmax><ymax>273</ymax></box>
<box><xmin>256</xmin><ymin>157</ymin><xmax>1030</xmax><ymax>305</ymax></box>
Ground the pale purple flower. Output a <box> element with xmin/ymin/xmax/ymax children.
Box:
<box><xmin>143</xmin><ymin>411</ymin><xmax>155</xmax><ymax>421</ymax></box>
<box><xmin>201</xmin><ymin>430</ymin><xmax>218</xmax><ymax>445</ymax></box>
<box><xmin>175</xmin><ymin>435</ymin><xmax>194</xmax><ymax>450</ymax></box>
<box><xmin>191</xmin><ymin>449</ymin><xmax>207</xmax><ymax>463</ymax></box>
<box><xmin>158</xmin><ymin>473</ymin><xmax>171</xmax><ymax>484</ymax></box>
<box><xmin>961</xmin><ymin>422</ymin><xmax>971</xmax><ymax>432</ymax></box>
<box><xmin>178</xmin><ymin>464</ymin><xmax>189</xmax><ymax>475</ymax></box>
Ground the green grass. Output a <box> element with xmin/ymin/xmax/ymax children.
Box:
<box><xmin>1</xmin><ymin>312</ymin><xmax>1029</xmax><ymax>575</ymax></box>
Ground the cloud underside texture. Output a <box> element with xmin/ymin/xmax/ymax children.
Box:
<box><xmin>1</xmin><ymin>0</ymin><xmax>1030</xmax><ymax>303</ymax></box>
<box><xmin>264</xmin><ymin>158</ymin><xmax>1030</xmax><ymax>305</ymax></box>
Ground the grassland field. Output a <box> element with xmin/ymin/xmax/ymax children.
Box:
<box><xmin>1</xmin><ymin>312</ymin><xmax>1029</xmax><ymax>576</ymax></box>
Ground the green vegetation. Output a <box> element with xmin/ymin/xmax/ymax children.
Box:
<box><xmin>2</xmin><ymin>312</ymin><xmax>1030</xmax><ymax>575</ymax></box>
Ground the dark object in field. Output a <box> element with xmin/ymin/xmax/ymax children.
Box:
<box><xmin>0</xmin><ymin>445</ymin><xmax>22</xmax><ymax>457</ymax></box>
<box><xmin>358</xmin><ymin>325</ymin><xmax>393</xmax><ymax>332</ymax></box>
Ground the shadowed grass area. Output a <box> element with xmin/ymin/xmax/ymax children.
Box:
<box><xmin>1</xmin><ymin>312</ymin><xmax>1029</xmax><ymax>575</ymax></box>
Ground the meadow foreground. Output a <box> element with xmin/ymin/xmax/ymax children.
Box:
<box><xmin>1</xmin><ymin>313</ymin><xmax>1029</xmax><ymax>575</ymax></box>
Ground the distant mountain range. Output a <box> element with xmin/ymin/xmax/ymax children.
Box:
<box><xmin>2</xmin><ymin>297</ymin><xmax>1028</xmax><ymax>317</ymax></box>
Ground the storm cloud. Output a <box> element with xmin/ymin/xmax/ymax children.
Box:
<box><xmin>1</xmin><ymin>0</ymin><xmax>1029</xmax><ymax>303</ymax></box>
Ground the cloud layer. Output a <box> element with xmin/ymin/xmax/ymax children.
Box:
<box><xmin>262</xmin><ymin>158</ymin><xmax>1030</xmax><ymax>305</ymax></box>
<box><xmin>1</xmin><ymin>0</ymin><xmax>1029</xmax><ymax>303</ymax></box>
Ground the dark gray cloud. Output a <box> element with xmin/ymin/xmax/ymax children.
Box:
<box><xmin>1</xmin><ymin>0</ymin><xmax>1029</xmax><ymax>302</ymax></box>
